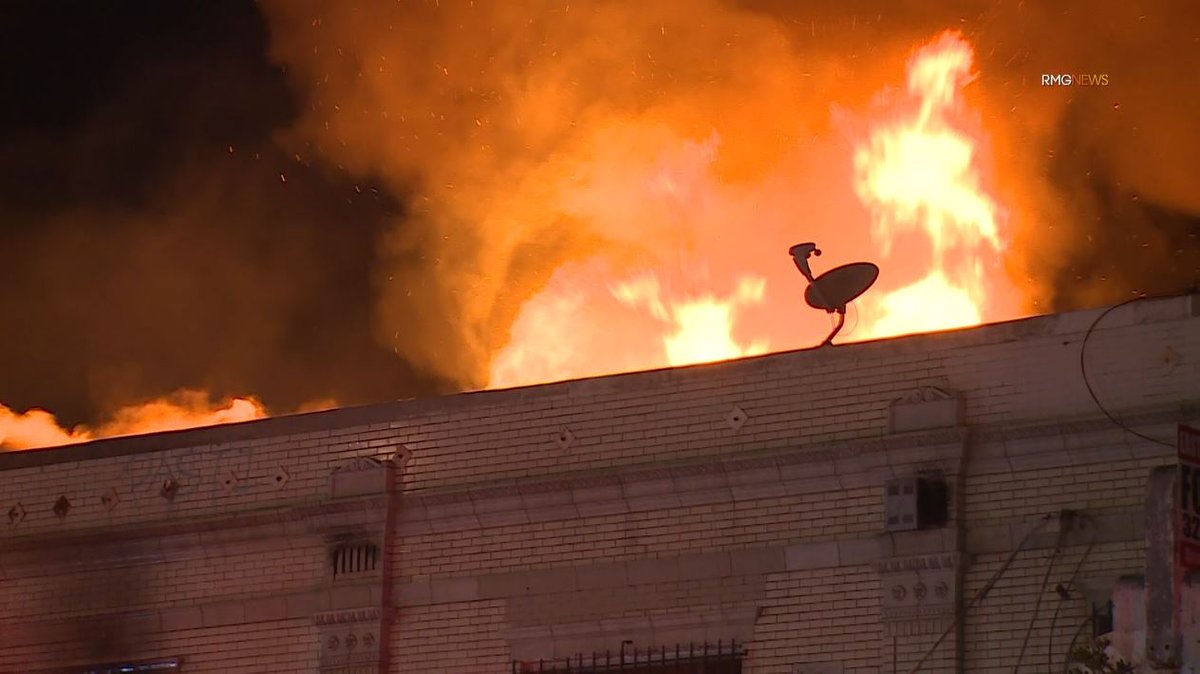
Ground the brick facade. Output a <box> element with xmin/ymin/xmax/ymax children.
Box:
<box><xmin>1</xmin><ymin>294</ymin><xmax>1198</xmax><ymax>673</ymax></box>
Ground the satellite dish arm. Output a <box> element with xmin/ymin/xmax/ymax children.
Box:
<box><xmin>819</xmin><ymin>306</ymin><xmax>847</xmax><ymax>346</ymax></box>
<box><xmin>788</xmin><ymin>242</ymin><xmax>821</xmax><ymax>282</ymax></box>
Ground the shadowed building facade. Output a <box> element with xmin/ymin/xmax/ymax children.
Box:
<box><xmin>1</xmin><ymin>294</ymin><xmax>1199</xmax><ymax>673</ymax></box>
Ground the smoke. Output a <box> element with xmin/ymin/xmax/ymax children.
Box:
<box><xmin>965</xmin><ymin>0</ymin><xmax>1200</xmax><ymax>308</ymax></box>
<box><xmin>0</xmin><ymin>1</ymin><xmax>449</xmax><ymax>433</ymax></box>
<box><xmin>2</xmin><ymin>1</ymin><xmax>1196</xmax><ymax>437</ymax></box>
<box><xmin>260</xmin><ymin>0</ymin><xmax>1199</xmax><ymax>388</ymax></box>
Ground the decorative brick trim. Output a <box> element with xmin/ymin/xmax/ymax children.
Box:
<box><xmin>314</xmin><ymin>607</ymin><xmax>382</xmax><ymax>626</ymax></box>
<box><xmin>0</xmin><ymin>494</ymin><xmax>386</xmax><ymax>563</ymax></box>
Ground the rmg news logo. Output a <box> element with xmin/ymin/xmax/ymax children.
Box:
<box><xmin>1041</xmin><ymin>73</ymin><xmax>1110</xmax><ymax>86</ymax></box>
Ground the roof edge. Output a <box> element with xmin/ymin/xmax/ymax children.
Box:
<box><xmin>2</xmin><ymin>292</ymin><xmax>1194</xmax><ymax>470</ymax></box>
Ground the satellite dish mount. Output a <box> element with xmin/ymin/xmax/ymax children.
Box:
<box><xmin>789</xmin><ymin>242</ymin><xmax>879</xmax><ymax>347</ymax></box>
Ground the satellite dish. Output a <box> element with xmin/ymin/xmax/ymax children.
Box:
<box><xmin>804</xmin><ymin>263</ymin><xmax>880</xmax><ymax>312</ymax></box>
<box><xmin>788</xmin><ymin>242</ymin><xmax>880</xmax><ymax>346</ymax></box>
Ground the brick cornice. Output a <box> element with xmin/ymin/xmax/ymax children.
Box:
<box><xmin>405</xmin><ymin>426</ymin><xmax>968</xmax><ymax>507</ymax></box>
<box><xmin>393</xmin><ymin>506</ymin><xmax>1144</xmax><ymax>605</ymax></box>
<box><xmin>976</xmin><ymin>402</ymin><xmax>1197</xmax><ymax>445</ymax></box>
<box><xmin>401</xmin><ymin>402</ymin><xmax>1195</xmax><ymax>510</ymax></box>
<box><xmin>0</xmin><ymin>494</ymin><xmax>386</xmax><ymax>570</ymax></box>
<box><xmin>0</xmin><ymin>586</ymin><xmax>344</xmax><ymax>644</ymax></box>
<box><xmin>314</xmin><ymin>607</ymin><xmax>382</xmax><ymax>626</ymax></box>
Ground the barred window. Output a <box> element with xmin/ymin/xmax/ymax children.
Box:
<box><xmin>513</xmin><ymin>641</ymin><xmax>744</xmax><ymax>674</ymax></box>
<box><xmin>332</xmin><ymin>541</ymin><xmax>379</xmax><ymax>577</ymax></box>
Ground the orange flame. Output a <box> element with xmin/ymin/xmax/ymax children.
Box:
<box><xmin>488</xmin><ymin>30</ymin><xmax>1020</xmax><ymax>388</ymax></box>
<box><xmin>0</xmin><ymin>390</ymin><xmax>267</xmax><ymax>451</ymax></box>
<box><xmin>5</xmin><ymin>30</ymin><xmax>1025</xmax><ymax>442</ymax></box>
<box><xmin>0</xmin><ymin>406</ymin><xmax>86</xmax><ymax>450</ymax></box>
<box><xmin>854</xmin><ymin>31</ymin><xmax>1018</xmax><ymax>338</ymax></box>
<box><xmin>488</xmin><ymin>260</ymin><xmax>772</xmax><ymax>388</ymax></box>
<box><xmin>613</xmin><ymin>273</ymin><xmax>768</xmax><ymax>366</ymax></box>
<box><xmin>486</xmin><ymin>130</ymin><xmax>788</xmax><ymax>389</ymax></box>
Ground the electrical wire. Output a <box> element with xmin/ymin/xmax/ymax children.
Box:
<box><xmin>1047</xmin><ymin>516</ymin><xmax>1099</xmax><ymax>674</ymax></box>
<box><xmin>1062</xmin><ymin>616</ymin><xmax>1095</xmax><ymax>674</ymax></box>
<box><xmin>905</xmin><ymin>513</ymin><xmax>1056</xmax><ymax>674</ymax></box>
<box><xmin>1079</xmin><ymin>294</ymin><xmax>1176</xmax><ymax>448</ymax></box>
<box><xmin>1014</xmin><ymin>519</ymin><xmax>1067</xmax><ymax>672</ymax></box>
<box><xmin>844</xmin><ymin>301</ymin><xmax>859</xmax><ymax>337</ymax></box>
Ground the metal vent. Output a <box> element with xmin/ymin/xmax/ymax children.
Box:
<box><xmin>333</xmin><ymin>542</ymin><xmax>379</xmax><ymax>577</ymax></box>
<box><xmin>885</xmin><ymin>478</ymin><xmax>919</xmax><ymax>531</ymax></box>
<box><xmin>884</xmin><ymin>477</ymin><xmax>947</xmax><ymax>532</ymax></box>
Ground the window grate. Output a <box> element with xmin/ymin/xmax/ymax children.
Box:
<box><xmin>513</xmin><ymin>640</ymin><xmax>745</xmax><ymax>674</ymax></box>
<box><xmin>333</xmin><ymin>541</ymin><xmax>379</xmax><ymax>577</ymax></box>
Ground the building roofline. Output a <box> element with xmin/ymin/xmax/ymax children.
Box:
<box><xmin>2</xmin><ymin>292</ymin><xmax>1195</xmax><ymax>470</ymax></box>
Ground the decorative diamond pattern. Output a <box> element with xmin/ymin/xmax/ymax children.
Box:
<box><xmin>271</xmin><ymin>466</ymin><xmax>290</xmax><ymax>489</ymax></box>
<box><xmin>101</xmin><ymin>487</ymin><xmax>121</xmax><ymax>511</ymax></box>
<box><xmin>160</xmin><ymin>478</ymin><xmax>180</xmax><ymax>502</ymax></box>
<box><xmin>555</xmin><ymin>427</ymin><xmax>576</xmax><ymax>450</ymax></box>
<box><xmin>53</xmin><ymin>495</ymin><xmax>71</xmax><ymax>519</ymax></box>
<box><xmin>726</xmin><ymin>405</ymin><xmax>749</xmax><ymax>431</ymax></box>
<box><xmin>220</xmin><ymin>469</ymin><xmax>239</xmax><ymax>495</ymax></box>
<box><xmin>7</xmin><ymin>502</ymin><xmax>26</xmax><ymax>526</ymax></box>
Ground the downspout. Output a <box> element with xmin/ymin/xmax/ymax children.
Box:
<box><xmin>379</xmin><ymin>449</ymin><xmax>407</xmax><ymax>673</ymax></box>
<box><xmin>954</xmin><ymin>425</ymin><xmax>971</xmax><ymax>673</ymax></box>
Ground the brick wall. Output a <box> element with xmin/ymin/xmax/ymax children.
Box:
<box><xmin>0</xmin><ymin>293</ymin><xmax>1197</xmax><ymax>672</ymax></box>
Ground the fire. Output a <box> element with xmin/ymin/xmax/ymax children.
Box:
<box><xmin>486</xmin><ymin>130</ymin><xmax>785</xmax><ymax>389</ymax></box>
<box><xmin>0</xmin><ymin>406</ymin><xmax>86</xmax><ymax>450</ymax></box>
<box><xmin>613</xmin><ymin>273</ymin><xmax>768</xmax><ymax>367</ymax></box>
<box><xmin>97</xmin><ymin>391</ymin><xmax>266</xmax><ymax>438</ymax></box>
<box><xmin>0</xmin><ymin>391</ymin><xmax>267</xmax><ymax>451</ymax></box>
<box><xmin>488</xmin><ymin>30</ymin><xmax>1019</xmax><ymax>388</ymax></box>
<box><xmin>487</xmin><ymin>262</ymin><xmax>769</xmax><ymax>389</ymax></box>
<box><xmin>5</xmin><ymin>29</ymin><xmax>1024</xmax><ymax>444</ymax></box>
<box><xmin>854</xmin><ymin>31</ymin><xmax>1017</xmax><ymax>338</ymax></box>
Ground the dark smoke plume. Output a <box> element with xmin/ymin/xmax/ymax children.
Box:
<box><xmin>1</xmin><ymin>1</ymin><xmax>1196</xmax><ymax>430</ymax></box>
<box><xmin>0</xmin><ymin>1</ymin><xmax>449</xmax><ymax>429</ymax></box>
<box><xmin>260</xmin><ymin>0</ymin><xmax>1199</xmax><ymax>386</ymax></box>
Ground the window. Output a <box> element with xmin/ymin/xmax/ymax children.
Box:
<box><xmin>513</xmin><ymin>642</ymin><xmax>744</xmax><ymax>674</ymax></box>
<box><xmin>332</xmin><ymin>541</ymin><xmax>379</xmax><ymax>578</ymax></box>
<box><xmin>72</xmin><ymin>658</ymin><xmax>181</xmax><ymax>674</ymax></box>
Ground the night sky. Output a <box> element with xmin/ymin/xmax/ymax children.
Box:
<box><xmin>1</xmin><ymin>1</ymin><xmax>1197</xmax><ymax>428</ymax></box>
<box><xmin>1</xmin><ymin>1</ymin><xmax>446</xmax><ymax>426</ymax></box>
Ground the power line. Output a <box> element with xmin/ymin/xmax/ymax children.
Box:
<box><xmin>1078</xmin><ymin>294</ymin><xmax>1178</xmax><ymax>449</ymax></box>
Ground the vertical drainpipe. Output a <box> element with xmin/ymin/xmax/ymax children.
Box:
<box><xmin>379</xmin><ymin>453</ymin><xmax>402</xmax><ymax>673</ymax></box>
<box><xmin>1145</xmin><ymin>465</ymin><xmax>1181</xmax><ymax>669</ymax></box>
<box><xmin>954</xmin><ymin>426</ymin><xmax>970</xmax><ymax>673</ymax></box>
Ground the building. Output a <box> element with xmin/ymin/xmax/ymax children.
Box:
<box><xmin>1</xmin><ymin>294</ymin><xmax>1198</xmax><ymax>673</ymax></box>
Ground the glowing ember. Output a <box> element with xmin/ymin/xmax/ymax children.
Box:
<box><xmin>0</xmin><ymin>391</ymin><xmax>267</xmax><ymax>451</ymax></box>
<box><xmin>854</xmin><ymin>31</ymin><xmax>1017</xmax><ymax>338</ymax></box>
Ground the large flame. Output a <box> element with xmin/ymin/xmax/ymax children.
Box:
<box><xmin>612</xmin><ymin>273</ymin><xmax>768</xmax><ymax>367</ymax></box>
<box><xmin>0</xmin><ymin>391</ymin><xmax>267</xmax><ymax>451</ymax></box>
<box><xmin>855</xmin><ymin>31</ymin><xmax>1017</xmax><ymax>338</ymax></box>
<box><xmin>3</xmin><ymin>30</ymin><xmax>1023</xmax><ymax>447</ymax></box>
<box><xmin>487</xmin><ymin>261</ymin><xmax>770</xmax><ymax>388</ymax></box>
<box><xmin>488</xmin><ymin>30</ymin><xmax>1020</xmax><ymax>388</ymax></box>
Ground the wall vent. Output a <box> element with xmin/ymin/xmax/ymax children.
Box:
<box><xmin>333</xmin><ymin>542</ymin><xmax>379</xmax><ymax>578</ymax></box>
<box><xmin>884</xmin><ymin>477</ymin><xmax>948</xmax><ymax>532</ymax></box>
